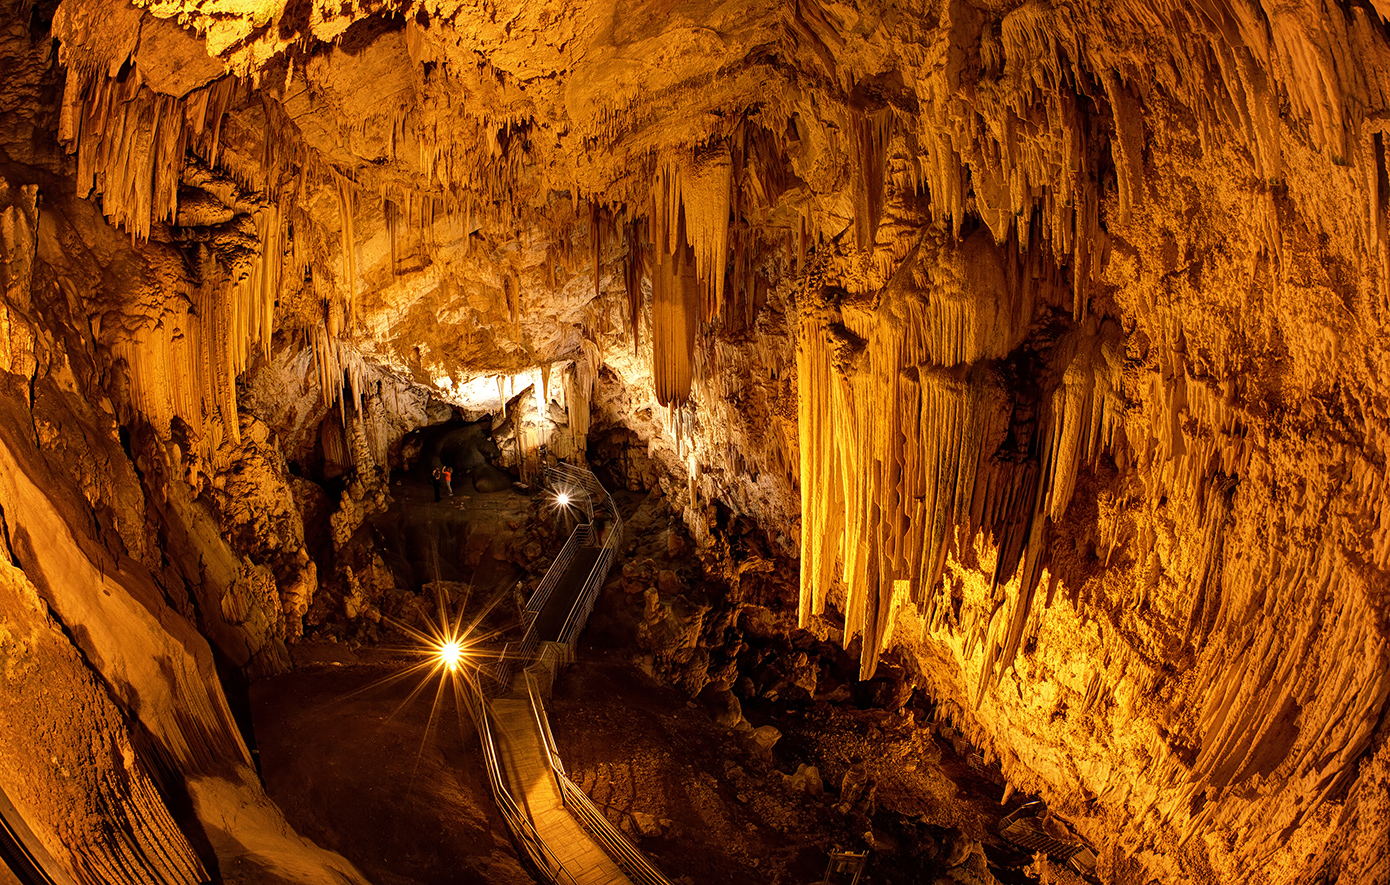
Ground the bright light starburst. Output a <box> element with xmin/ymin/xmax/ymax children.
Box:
<box><xmin>545</xmin><ymin>486</ymin><xmax>581</xmax><ymax>517</ymax></box>
<box><xmin>437</xmin><ymin>638</ymin><xmax>464</xmax><ymax>671</ymax></box>
<box><xmin>353</xmin><ymin>579</ymin><xmax>511</xmax><ymax>785</ymax></box>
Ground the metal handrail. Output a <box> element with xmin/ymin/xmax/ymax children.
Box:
<box><xmin>527</xmin><ymin>669</ymin><xmax>567</xmax><ymax>779</ymax></box>
<box><xmin>546</xmin><ymin>463</ymin><xmax>622</xmax><ymax>527</ymax></box>
<box><xmin>525</xmin><ymin>675</ymin><xmax>674</xmax><ymax>885</ymax></box>
<box><xmin>491</xmin><ymin>465</ymin><xmax>621</xmax><ymax>693</ymax></box>
<box><xmin>524</xmin><ymin>526</ymin><xmax>592</xmax><ymax>620</ymax></box>
<box><xmin>476</xmin><ymin>464</ymin><xmax>671</xmax><ymax>885</ymax></box>
<box><xmin>552</xmin><ymin>469</ymin><xmax>624</xmax><ymax>648</ymax></box>
<box><xmin>463</xmin><ymin>684</ymin><xmax>580</xmax><ymax>885</ymax></box>
<box><xmin>492</xmin><ymin>526</ymin><xmax>594</xmax><ymax>691</ymax></box>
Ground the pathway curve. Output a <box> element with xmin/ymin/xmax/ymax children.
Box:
<box><xmin>527</xmin><ymin>546</ymin><xmax>603</xmax><ymax>645</ymax></box>
<box><xmin>471</xmin><ymin>465</ymin><xmax>669</xmax><ymax>885</ymax></box>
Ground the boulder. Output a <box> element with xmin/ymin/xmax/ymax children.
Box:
<box><xmin>697</xmin><ymin>682</ymin><xmax>745</xmax><ymax>729</ymax></box>
<box><xmin>751</xmin><ymin>724</ymin><xmax>781</xmax><ymax>751</ymax></box>
<box><xmin>783</xmin><ymin>763</ymin><xmax>824</xmax><ymax>797</ymax></box>
<box><xmin>471</xmin><ymin>463</ymin><xmax>512</xmax><ymax>492</ymax></box>
<box><xmin>629</xmin><ymin>812</ymin><xmax>665</xmax><ymax>838</ymax></box>
<box><xmin>656</xmin><ymin>568</ymin><xmax>681</xmax><ymax>594</ymax></box>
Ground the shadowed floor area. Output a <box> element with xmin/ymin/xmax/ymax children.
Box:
<box><xmin>251</xmin><ymin>656</ymin><xmax>532</xmax><ymax>885</ymax></box>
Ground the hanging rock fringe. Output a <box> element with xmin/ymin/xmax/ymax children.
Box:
<box><xmin>650</xmin><ymin>219</ymin><xmax>699</xmax><ymax>407</ymax></box>
<box><xmin>624</xmin><ymin>218</ymin><xmax>648</xmax><ymax>353</ymax></box>
<box><xmin>796</xmin><ymin>235</ymin><xmax>1123</xmax><ymax>681</ymax></box>
<box><xmin>682</xmin><ymin>146</ymin><xmax>734</xmax><ymax>320</ymax></box>
<box><xmin>114</xmin><ymin>209</ymin><xmax>283</xmax><ymax>459</ymax></box>
<box><xmin>59</xmin><ymin>67</ymin><xmax>239</xmax><ymax>241</ymax></box>
<box><xmin>333</xmin><ymin>169</ymin><xmax>359</xmax><ymax>326</ymax></box>
<box><xmin>564</xmin><ymin>338</ymin><xmax>602</xmax><ymax>458</ymax></box>
<box><xmin>849</xmin><ymin>104</ymin><xmax>893</xmax><ymax>256</ymax></box>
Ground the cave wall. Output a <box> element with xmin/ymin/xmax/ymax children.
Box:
<box><xmin>0</xmin><ymin>0</ymin><xmax>1388</xmax><ymax>884</ymax></box>
<box><xmin>0</xmin><ymin>8</ymin><xmax>378</xmax><ymax>880</ymax></box>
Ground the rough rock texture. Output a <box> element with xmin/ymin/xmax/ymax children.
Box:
<box><xmin>0</xmin><ymin>550</ymin><xmax>206</xmax><ymax>885</ymax></box>
<box><xmin>0</xmin><ymin>8</ymin><xmax>371</xmax><ymax>881</ymax></box>
<box><xmin>2</xmin><ymin>0</ymin><xmax>1390</xmax><ymax>883</ymax></box>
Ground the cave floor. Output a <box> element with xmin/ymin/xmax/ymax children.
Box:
<box><xmin>355</xmin><ymin>475</ymin><xmax>544</xmax><ymax>644</ymax></box>
<box><xmin>251</xmin><ymin>646</ymin><xmax>1060</xmax><ymax>885</ymax></box>
<box><xmin>262</xmin><ymin>476</ymin><xmax>1059</xmax><ymax>885</ymax></box>
<box><xmin>548</xmin><ymin>653</ymin><xmax>845</xmax><ymax>884</ymax></box>
<box><xmin>250</xmin><ymin>648</ymin><xmax>533</xmax><ymax>885</ymax></box>
<box><xmin>547</xmin><ymin>649</ymin><xmax>1044</xmax><ymax>885</ymax></box>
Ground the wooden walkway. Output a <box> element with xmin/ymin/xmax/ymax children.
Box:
<box><xmin>477</xmin><ymin>467</ymin><xmax>665</xmax><ymax>885</ymax></box>
<box><xmin>490</xmin><ymin>695</ymin><xmax>633</xmax><ymax>885</ymax></box>
<box><xmin>529</xmin><ymin>546</ymin><xmax>603</xmax><ymax>643</ymax></box>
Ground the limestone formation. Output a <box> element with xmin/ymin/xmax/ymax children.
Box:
<box><xmin>0</xmin><ymin>0</ymin><xmax>1388</xmax><ymax>883</ymax></box>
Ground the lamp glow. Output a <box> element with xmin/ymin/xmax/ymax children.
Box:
<box><xmin>437</xmin><ymin>639</ymin><xmax>463</xmax><ymax>671</ymax></box>
<box><xmin>557</xmin><ymin>492</ymin><xmax>571</xmax><ymax>507</ymax></box>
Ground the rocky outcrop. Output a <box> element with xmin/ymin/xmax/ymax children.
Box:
<box><xmin>2</xmin><ymin>0</ymin><xmax>1390</xmax><ymax>881</ymax></box>
<box><xmin>0</xmin><ymin>549</ymin><xmax>206</xmax><ymax>885</ymax></box>
<box><xmin>0</xmin><ymin>24</ymin><xmax>371</xmax><ymax>878</ymax></box>
<box><xmin>0</xmin><ymin>378</ymin><xmax>367</xmax><ymax>885</ymax></box>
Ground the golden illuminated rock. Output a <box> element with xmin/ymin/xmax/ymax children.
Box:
<box><xmin>0</xmin><ymin>0</ymin><xmax>1387</xmax><ymax>883</ymax></box>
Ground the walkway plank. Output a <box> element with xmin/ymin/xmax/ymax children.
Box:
<box><xmin>490</xmin><ymin>698</ymin><xmax>633</xmax><ymax>885</ymax></box>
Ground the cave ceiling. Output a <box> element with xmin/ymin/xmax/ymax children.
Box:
<box><xmin>2</xmin><ymin>0</ymin><xmax>1390</xmax><ymax>884</ymax></box>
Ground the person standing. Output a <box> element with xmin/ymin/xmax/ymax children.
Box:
<box><xmin>431</xmin><ymin>465</ymin><xmax>442</xmax><ymax>502</ymax></box>
<box><xmin>442</xmin><ymin>465</ymin><xmax>454</xmax><ymax>496</ymax></box>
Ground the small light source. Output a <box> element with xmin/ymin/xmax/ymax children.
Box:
<box><xmin>556</xmin><ymin>492</ymin><xmax>571</xmax><ymax>508</ymax></box>
<box><xmin>438</xmin><ymin>640</ymin><xmax>463</xmax><ymax>672</ymax></box>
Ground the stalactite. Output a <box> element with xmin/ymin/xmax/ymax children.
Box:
<box><xmin>796</xmin><ymin>229</ymin><xmax>1118</xmax><ymax>680</ymax></box>
<box><xmin>682</xmin><ymin>145</ymin><xmax>733</xmax><ymax>321</ymax></box>
<box><xmin>59</xmin><ymin>68</ymin><xmax>240</xmax><ymax>241</ymax></box>
<box><xmin>636</xmin><ymin>139</ymin><xmax>744</xmax><ymax>404</ymax></box>
<box><xmin>650</xmin><ymin>226</ymin><xmax>699</xmax><ymax>407</ymax></box>
<box><xmin>310</xmin><ymin>309</ymin><xmax>367</xmax><ymax>423</ymax></box>
<box><xmin>333</xmin><ymin>169</ymin><xmax>358</xmax><ymax>325</ymax></box>
<box><xmin>565</xmin><ymin>339</ymin><xmax>601</xmax><ymax>457</ymax></box>
<box><xmin>624</xmin><ymin>217</ymin><xmax>647</xmax><ymax>353</ymax></box>
<box><xmin>647</xmin><ymin>163</ymin><xmax>703</xmax><ymax>408</ymax></box>
<box><xmin>385</xmin><ymin>196</ymin><xmax>399</xmax><ymax>276</ymax></box>
<box><xmin>591</xmin><ymin>201</ymin><xmax>602</xmax><ymax>301</ymax></box>
<box><xmin>0</xmin><ymin>186</ymin><xmax>39</xmax><ymax>379</ymax></box>
<box><xmin>1103</xmin><ymin>73</ymin><xmax>1144</xmax><ymax>227</ymax></box>
<box><xmin>113</xmin><ymin>203</ymin><xmax>288</xmax><ymax>463</ymax></box>
<box><xmin>849</xmin><ymin>104</ymin><xmax>893</xmax><ymax>256</ymax></box>
<box><xmin>797</xmin><ymin>295</ymin><xmax>849</xmax><ymax>629</ymax></box>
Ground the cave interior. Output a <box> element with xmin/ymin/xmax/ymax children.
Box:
<box><xmin>0</xmin><ymin>0</ymin><xmax>1388</xmax><ymax>883</ymax></box>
